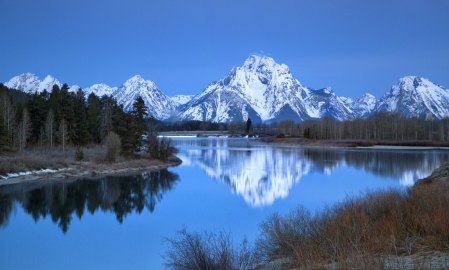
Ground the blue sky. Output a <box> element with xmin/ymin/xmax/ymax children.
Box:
<box><xmin>1</xmin><ymin>0</ymin><xmax>448</xmax><ymax>99</ymax></box>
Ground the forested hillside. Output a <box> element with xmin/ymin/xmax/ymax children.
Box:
<box><xmin>0</xmin><ymin>83</ymin><xmax>148</xmax><ymax>156</ymax></box>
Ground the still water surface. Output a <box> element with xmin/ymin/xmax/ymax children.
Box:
<box><xmin>1</xmin><ymin>138</ymin><xmax>448</xmax><ymax>269</ymax></box>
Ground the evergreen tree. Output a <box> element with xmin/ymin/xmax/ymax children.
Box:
<box><xmin>246</xmin><ymin>117</ymin><xmax>252</xmax><ymax>133</ymax></box>
<box><xmin>25</xmin><ymin>92</ymin><xmax>47</xmax><ymax>144</ymax></box>
<box><xmin>49</xmin><ymin>84</ymin><xmax>61</xmax><ymax>122</ymax></box>
<box><xmin>87</xmin><ymin>93</ymin><xmax>101</xmax><ymax>144</ymax></box>
<box><xmin>57</xmin><ymin>84</ymin><xmax>75</xmax><ymax>144</ymax></box>
<box><xmin>0</xmin><ymin>111</ymin><xmax>11</xmax><ymax>155</ymax></box>
<box><xmin>73</xmin><ymin>88</ymin><xmax>89</xmax><ymax>145</ymax></box>
<box><xmin>112</xmin><ymin>106</ymin><xmax>139</xmax><ymax>156</ymax></box>
<box><xmin>132</xmin><ymin>96</ymin><xmax>148</xmax><ymax>134</ymax></box>
<box><xmin>99</xmin><ymin>95</ymin><xmax>115</xmax><ymax>141</ymax></box>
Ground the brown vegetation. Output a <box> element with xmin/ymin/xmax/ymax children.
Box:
<box><xmin>0</xmin><ymin>143</ymin><xmax>181</xmax><ymax>181</ymax></box>
<box><xmin>162</xmin><ymin>226</ymin><xmax>260</xmax><ymax>270</ymax></box>
<box><xmin>256</xmin><ymin>182</ymin><xmax>449</xmax><ymax>269</ymax></box>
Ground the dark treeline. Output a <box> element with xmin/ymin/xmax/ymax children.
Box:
<box><xmin>158</xmin><ymin>120</ymin><xmax>224</xmax><ymax>132</ymax></box>
<box><xmin>0</xmin><ymin>169</ymin><xmax>179</xmax><ymax>232</ymax></box>
<box><xmin>0</xmin><ymin>83</ymin><xmax>150</xmax><ymax>156</ymax></box>
<box><xmin>251</xmin><ymin>112</ymin><xmax>449</xmax><ymax>141</ymax></box>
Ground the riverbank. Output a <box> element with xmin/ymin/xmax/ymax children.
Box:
<box><xmin>258</xmin><ymin>137</ymin><xmax>449</xmax><ymax>149</ymax></box>
<box><xmin>0</xmin><ymin>145</ymin><xmax>182</xmax><ymax>186</ymax></box>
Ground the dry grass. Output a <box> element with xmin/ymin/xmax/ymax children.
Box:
<box><xmin>162</xmin><ymin>226</ymin><xmax>260</xmax><ymax>270</ymax></box>
<box><xmin>0</xmin><ymin>144</ymin><xmax>175</xmax><ymax>176</ymax></box>
<box><xmin>256</xmin><ymin>182</ymin><xmax>449</xmax><ymax>269</ymax></box>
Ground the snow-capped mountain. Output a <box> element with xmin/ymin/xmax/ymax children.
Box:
<box><xmin>171</xmin><ymin>95</ymin><xmax>195</xmax><ymax>106</ymax></box>
<box><xmin>340</xmin><ymin>96</ymin><xmax>354</xmax><ymax>107</ymax></box>
<box><xmin>4</xmin><ymin>73</ymin><xmax>63</xmax><ymax>93</ymax></box>
<box><xmin>84</xmin><ymin>83</ymin><xmax>117</xmax><ymax>98</ymax></box>
<box><xmin>174</xmin><ymin>55</ymin><xmax>355</xmax><ymax>122</ymax></box>
<box><xmin>113</xmin><ymin>75</ymin><xmax>177</xmax><ymax>120</ymax></box>
<box><xmin>349</xmin><ymin>94</ymin><xmax>378</xmax><ymax>117</ymax></box>
<box><xmin>375</xmin><ymin>76</ymin><xmax>449</xmax><ymax>119</ymax></box>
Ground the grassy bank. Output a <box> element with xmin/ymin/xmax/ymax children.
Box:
<box><xmin>0</xmin><ymin>145</ymin><xmax>182</xmax><ymax>185</ymax></box>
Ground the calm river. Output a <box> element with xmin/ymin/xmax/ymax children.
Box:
<box><xmin>1</xmin><ymin>138</ymin><xmax>448</xmax><ymax>269</ymax></box>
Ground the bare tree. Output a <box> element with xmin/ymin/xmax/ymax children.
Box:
<box><xmin>17</xmin><ymin>108</ymin><xmax>31</xmax><ymax>152</ymax></box>
<box><xmin>58</xmin><ymin>118</ymin><xmax>69</xmax><ymax>152</ymax></box>
<box><xmin>104</xmin><ymin>132</ymin><xmax>121</xmax><ymax>163</ymax></box>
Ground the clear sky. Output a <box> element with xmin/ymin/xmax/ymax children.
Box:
<box><xmin>1</xmin><ymin>0</ymin><xmax>448</xmax><ymax>99</ymax></box>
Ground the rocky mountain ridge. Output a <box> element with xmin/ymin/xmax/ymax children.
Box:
<box><xmin>4</xmin><ymin>57</ymin><xmax>449</xmax><ymax>122</ymax></box>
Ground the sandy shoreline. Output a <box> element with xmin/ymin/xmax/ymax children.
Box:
<box><xmin>0</xmin><ymin>159</ymin><xmax>182</xmax><ymax>187</ymax></box>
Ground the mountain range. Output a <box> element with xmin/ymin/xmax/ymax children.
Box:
<box><xmin>4</xmin><ymin>56</ymin><xmax>449</xmax><ymax>122</ymax></box>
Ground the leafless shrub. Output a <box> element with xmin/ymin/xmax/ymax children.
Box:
<box><xmin>104</xmin><ymin>132</ymin><xmax>121</xmax><ymax>163</ymax></box>
<box><xmin>256</xmin><ymin>184</ymin><xmax>449</xmax><ymax>269</ymax></box>
<box><xmin>146</xmin><ymin>135</ymin><xmax>179</xmax><ymax>162</ymax></box>
<box><xmin>162</xmin><ymin>226</ymin><xmax>260</xmax><ymax>270</ymax></box>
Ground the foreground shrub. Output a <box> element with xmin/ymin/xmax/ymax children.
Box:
<box><xmin>146</xmin><ymin>135</ymin><xmax>179</xmax><ymax>161</ymax></box>
<box><xmin>162</xmin><ymin>226</ymin><xmax>260</xmax><ymax>270</ymax></box>
<box><xmin>74</xmin><ymin>146</ymin><xmax>84</xmax><ymax>161</ymax></box>
<box><xmin>256</xmin><ymin>184</ymin><xmax>449</xmax><ymax>268</ymax></box>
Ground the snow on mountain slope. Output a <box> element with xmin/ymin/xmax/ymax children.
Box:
<box><xmin>376</xmin><ymin>76</ymin><xmax>449</xmax><ymax>119</ymax></box>
<box><xmin>84</xmin><ymin>83</ymin><xmax>118</xmax><ymax>98</ymax></box>
<box><xmin>301</xmin><ymin>87</ymin><xmax>356</xmax><ymax>121</ymax></box>
<box><xmin>350</xmin><ymin>93</ymin><xmax>378</xmax><ymax>117</ymax></box>
<box><xmin>171</xmin><ymin>95</ymin><xmax>195</xmax><ymax>106</ymax></box>
<box><xmin>113</xmin><ymin>75</ymin><xmax>177</xmax><ymax>120</ymax></box>
<box><xmin>4</xmin><ymin>73</ymin><xmax>62</xmax><ymax>93</ymax></box>
<box><xmin>340</xmin><ymin>96</ymin><xmax>354</xmax><ymax>107</ymax></box>
<box><xmin>175</xmin><ymin>55</ymin><xmax>354</xmax><ymax>122</ymax></box>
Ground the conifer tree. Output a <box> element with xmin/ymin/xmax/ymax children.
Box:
<box><xmin>0</xmin><ymin>111</ymin><xmax>11</xmax><ymax>155</ymax></box>
<box><xmin>99</xmin><ymin>95</ymin><xmax>114</xmax><ymax>141</ymax></box>
<box><xmin>25</xmin><ymin>92</ymin><xmax>47</xmax><ymax>143</ymax></box>
<box><xmin>87</xmin><ymin>93</ymin><xmax>101</xmax><ymax>144</ymax></box>
<box><xmin>73</xmin><ymin>88</ymin><xmax>89</xmax><ymax>145</ymax></box>
<box><xmin>132</xmin><ymin>96</ymin><xmax>148</xmax><ymax>133</ymax></box>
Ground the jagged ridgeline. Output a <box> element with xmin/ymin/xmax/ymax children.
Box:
<box><xmin>4</xmin><ymin>56</ymin><xmax>449</xmax><ymax>123</ymax></box>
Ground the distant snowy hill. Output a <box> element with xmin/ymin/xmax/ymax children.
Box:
<box><xmin>4</xmin><ymin>73</ymin><xmax>63</xmax><ymax>93</ymax></box>
<box><xmin>112</xmin><ymin>75</ymin><xmax>177</xmax><ymax>120</ymax></box>
<box><xmin>173</xmin><ymin>55</ymin><xmax>355</xmax><ymax>122</ymax></box>
<box><xmin>375</xmin><ymin>76</ymin><xmax>449</xmax><ymax>119</ymax></box>
<box><xmin>171</xmin><ymin>95</ymin><xmax>195</xmax><ymax>106</ymax></box>
<box><xmin>3</xmin><ymin>73</ymin><xmax>176</xmax><ymax>120</ymax></box>
<box><xmin>84</xmin><ymin>83</ymin><xmax>118</xmax><ymax>98</ymax></box>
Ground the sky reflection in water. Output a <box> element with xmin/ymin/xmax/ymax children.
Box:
<box><xmin>1</xmin><ymin>138</ymin><xmax>448</xmax><ymax>270</ymax></box>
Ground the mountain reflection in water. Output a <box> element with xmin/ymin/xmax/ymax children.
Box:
<box><xmin>0</xmin><ymin>169</ymin><xmax>179</xmax><ymax>232</ymax></box>
<box><xmin>175</xmin><ymin>138</ymin><xmax>449</xmax><ymax>206</ymax></box>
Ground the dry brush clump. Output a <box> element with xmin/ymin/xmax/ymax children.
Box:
<box><xmin>256</xmin><ymin>184</ymin><xmax>449</xmax><ymax>269</ymax></box>
<box><xmin>146</xmin><ymin>135</ymin><xmax>179</xmax><ymax>162</ymax></box>
<box><xmin>162</xmin><ymin>226</ymin><xmax>260</xmax><ymax>270</ymax></box>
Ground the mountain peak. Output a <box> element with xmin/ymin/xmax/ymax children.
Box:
<box><xmin>242</xmin><ymin>55</ymin><xmax>276</xmax><ymax>70</ymax></box>
<box><xmin>128</xmin><ymin>75</ymin><xmax>144</xmax><ymax>82</ymax></box>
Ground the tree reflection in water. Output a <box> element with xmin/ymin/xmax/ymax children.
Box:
<box><xmin>0</xmin><ymin>169</ymin><xmax>179</xmax><ymax>233</ymax></box>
